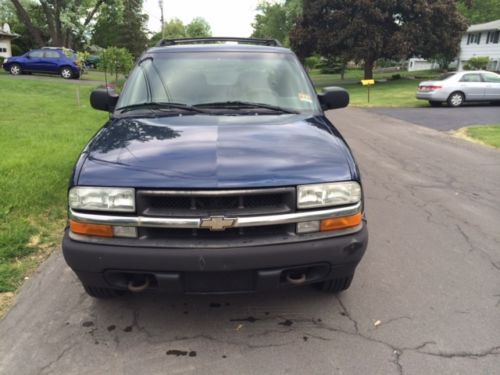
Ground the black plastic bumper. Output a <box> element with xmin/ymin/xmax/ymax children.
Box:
<box><xmin>62</xmin><ymin>224</ymin><xmax>368</xmax><ymax>293</ymax></box>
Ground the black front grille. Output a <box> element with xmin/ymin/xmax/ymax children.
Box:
<box><xmin>136</xmin><ymin>188</ymin><xmax>295</xmax><ymax>217</ymax></box>
<box><xmin>140</xmin><ymin>224</ymin><xmax>294</xmax><ymax>241</ymax></box>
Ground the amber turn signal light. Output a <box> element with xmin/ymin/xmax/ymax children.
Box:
<box><xmin>70</xmin><ymin>220</ymin><xmax>114</xmax><ymax>238</ymax></box>
<box><xmin>320</xmin><ymin>213</ymin><xmax>362</xmax><ymax>232</ymax></box>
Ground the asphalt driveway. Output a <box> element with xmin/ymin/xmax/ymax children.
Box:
<box><xmin>368</xmin><ymin>106</ymin><xmax>500</xmax><ymax>131</ymax></box>
<box><xmin>0</xmin><ymin>108</ymin><xmax>499</xmax><ymax>374</ymax></box>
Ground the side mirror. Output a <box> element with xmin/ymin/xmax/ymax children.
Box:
<box><xmin>90</xmin><ymin>88</ymin><xmax>119</xmax><ymax>112</ymax></box>
<box><xmin>26</xmin><ymin>54</ymin><xmax>31</xmax><ymax>59</ymax></box>
<box><xmin>318</xmin><ymin>87</ymin><xmax>349</xmax><ymax>111</ymax></box>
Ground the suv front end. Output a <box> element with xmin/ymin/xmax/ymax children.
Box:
<box><xmin>62</xmin><ymin>38</ymin><xmax>368</xmax><ymax>298</ymax></box>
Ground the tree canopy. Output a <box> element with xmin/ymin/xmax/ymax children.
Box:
<box><xmin>458</xmin><ymin>0</ymin><xmax>500</xmax><ymax>24</ymax></box>
<box><xmin>91</xmin><ymin>0</ymin><xmax>148</xmax><ymax>57</ymax></box>
<box><xmin>149</xmin><ymin>17</ymin><xmax>212</xmax><ymax>46</ymax></box>
<box><xmin>251</xmin><ymin>0</ymin><xmax>302</xmax><ymax>46</ymax></box>
<box><xmin>8</xmin><ymin>0</ymin><xmax>110</xmax><ymax>49</ymax></box>
<box><xmin>291</xmin><ymin>0</ymin><xmax>468</xmax><ymax>79</ymax></box>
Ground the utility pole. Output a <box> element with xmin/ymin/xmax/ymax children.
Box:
<box><xmin>159</xmin><ymin>0</ymin><xmax>165</xmax><ymax>39</ymax></box>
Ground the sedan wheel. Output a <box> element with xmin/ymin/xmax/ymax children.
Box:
<box><xmin>448</xmin><ymin>92</ymin><xmax>464</xmax><ymax>107</ymax></box>
<box><xmin>60</xmin><ymin>67</ymin><xmax>73</xmax><ymax>79</ymax></box>
<box><xmin>10</xmin><ymin>64</ymin><xmax>21</xmax><ymax>75</ymax></box>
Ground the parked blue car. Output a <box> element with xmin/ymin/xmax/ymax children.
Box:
<box><xmin>2</xmin><ymin>47</ymin><xmax>81</xmax><ymax>79</ymax></box>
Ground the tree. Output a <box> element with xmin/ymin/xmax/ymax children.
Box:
<box><xmin>251</xmin><ymin>0</ymin><xmax>302</xmax><ymax>46</ymax></box>
<box><xmin>291</xmin><ymin>0</ymin><xmax>468</xmax><ymax>79</ymax></box>
<box><xmin>185</xmin><ymin>17</ymin><xmax>211</xmax><ymax>38</ymax></box>
<box><xmin>149</xmin><ymin>17</ymin><xmax>212</xmax><ymax>46</ymax></box>
<box><xmin>99</xmin><ymin>46</ymin><xmax>134</xmax><ymax>84</ymax></box>
<box><xmin>9</xmin><ymin>0</ymin><xmax>108</xmax><ymax>49</ymax></box>
<box><xmin>91</xmin><ymin>0</ymin><xmax>148</xmax><ymax>58</ymax></box>
<box><xmin>458</xmin><ymin>0</ymin><xmax>500</xmax><ymax>24</ymax></box>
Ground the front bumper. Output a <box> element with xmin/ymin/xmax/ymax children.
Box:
<box><xmin>62</xmin><ymin>223</ymin><xmax>368</xmax><ymax>293</ymax></box>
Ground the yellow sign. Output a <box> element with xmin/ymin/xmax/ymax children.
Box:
<box><xmin>361</xmin><ymin>79</ymin><xmax>375</xmax><ymax>86</ymax></box>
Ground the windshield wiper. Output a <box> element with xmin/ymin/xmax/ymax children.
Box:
<box><xmin>117</xmin><ymin>102</ymin><xmax>208</xmax><ymax>114</ymax></box>
<box><xmin>193</xmin><ymin>101</ymin><xmax>299</xmax><ymax>114</ymax></box>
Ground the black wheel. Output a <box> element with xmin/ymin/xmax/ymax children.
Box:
<box><xmin>428</xmin><ymin>100</ymin><xmax>441</xmax><ymax>107</ymax></box>
<box><xmin>60</xmin><ymin>66</ymin><xmax>73</xmax><ymax>79</ymax></box>
<box><xmin>83</xmin><ymin>284</ymin><xmax>124</xmax><ymax>299</ymax></box>
<box><xmin>9</xmin><ymin>63</ymin><xmax>22</xmax><ymax>75</ymax></box>
<box><xmin>315</xmin><ymin>275</ymin><xmax>354</xmax><ymax>293</ymax></box>
<box><xmin>447</xmin><ymin>91</ymin><xmax>464</xmax><ymax>107</ymax></box>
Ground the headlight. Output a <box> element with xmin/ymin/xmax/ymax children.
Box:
<box><xmin>297</xmin><ymin>182</ymin><xmax>361</xmax><ymax>209</ymax></box>
<box><xmin>69</xmin><ymin>187</ymin><xmax>135</xmax><ymax>212</ymax></box>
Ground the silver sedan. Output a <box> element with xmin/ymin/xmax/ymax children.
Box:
<box><xmin>416</xmin><ymin>70</ymin><xmax>500</xmax><ymax>107</ymax></box>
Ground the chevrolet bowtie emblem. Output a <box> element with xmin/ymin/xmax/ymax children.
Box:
<box><xmin>200</xmin><ymin>216</ymin><xmax>237</xmax><ymax>231</ymax></box>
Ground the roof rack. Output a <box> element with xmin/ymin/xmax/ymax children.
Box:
<box><xmin>156</xmin><ymin>37</ymin><xmax>282</xmax><ymax>47</ymax></box>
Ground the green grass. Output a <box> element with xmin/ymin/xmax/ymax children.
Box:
<box><xmin>466</xmin><ymin>126</ymin><xmax>500</xmax><ymax>148</ymax></box>
<box><xmin>310</xmin><ymin>69</ymin><xmax>441</xmax><ymax>108</ymax></box>
<box><xmin>0</xmin><ymin>74</ymin><xmax>107</xmax><ymax>293</ymax></box>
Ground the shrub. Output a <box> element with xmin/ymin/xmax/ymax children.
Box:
<box><xmin>304</xmin><ymin>55</ymin><xmax>321</xmax><ymax>70</ymax></box>
<box><xmin>391</xmin><ymin>73</ymin><xmax>401</xmax><ymax>80</ymax></box>
<box><xmin>99</xmin><ymin>47</ymin><xmax>134</xmax><ymax>84</ymax></box>
<box><xmin>464</xmin><ymin>56</ymin><xmax>490</xmax><ymax>70</ymax></box>
<box><xmin>0</xmin><ymin>57</ymin><xmax>4</xmax><ymax>65</ymax></box>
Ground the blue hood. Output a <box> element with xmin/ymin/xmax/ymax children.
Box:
<box><xmin>77</xmin><ymin>114</ymin><xmax>357</xmax><ymax>188</ymax></box>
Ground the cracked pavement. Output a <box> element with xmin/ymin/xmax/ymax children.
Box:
<box><xmin>0</xmin><ymin>108</ymin><xmax>499</xmax><ymax>374</ymax></box>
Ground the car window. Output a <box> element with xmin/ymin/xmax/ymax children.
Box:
<box><xmin>44</xmin><ymin>51</ymin><xmax>60</xmax><ymax>59</ymax></box>
<box><xmin>117</xmin><ymin>52</ymin><xmax>321</xmax><ymax>113</ymax></box>
<box><xmin>460</xmin><ymin>74</ymin><xmax>482</xmax><ymax>82</ymax></box>
<box><xmin>29</xmin><ymin>50</ymin><xmax>44</xmax><ymax>58</ymax></box>
<box><xmin>438</xmin><ymin>72</ymin><xmax>455</xmax><ymax>80</ymax></box>
<box><xmin>482</xmin><ymin>72</ymin><xmax>500</xmax><ymax>83</ymax></box>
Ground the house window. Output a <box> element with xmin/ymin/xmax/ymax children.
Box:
<box><xmin>487</xmin><ymin>31</ymin><xmax>500</xmax><ymax>44</ymax></box>
<box><xmin>467</xmin><ymin>33</ymin><xmax>482</xmax><ymax>45</ymax></box>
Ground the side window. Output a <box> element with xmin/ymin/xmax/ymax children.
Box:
<box><xmin>482</xmin><ymin>73</ymin><xmax>500</xmax><ymax>83</ymax></box>
<box><xmin>460</xmin><ymin>74</ymin><xmax>482</xmax><ymax>83</ymax></box>
<box><xmin>29</xmin><ymin>50</ymin><xmax>44</xmax><ymax>58</ymax></box>
<box><xmin>44</xmin><ymin>51</ymin><xmax>60</xmax><ymax>59</ymax></box>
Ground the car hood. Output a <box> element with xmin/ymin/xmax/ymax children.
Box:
<box><xmin>78</xmin><ymin>114</ymin><xmax>355</xmax><ymax>188</ymax></box>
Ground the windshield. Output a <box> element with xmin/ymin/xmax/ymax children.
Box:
<box><xmin>117</xmin><ymin>51</ymin><xmax>321</xmax><ymax>113</ymax></box>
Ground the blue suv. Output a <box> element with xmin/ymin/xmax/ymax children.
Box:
<box><xmin>3</xmin><ymin>47</ymin><xmax>81</xmax><ymax>79</ymax></box>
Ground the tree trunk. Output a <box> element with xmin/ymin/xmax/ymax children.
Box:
<box><xmin>9</xmin><ymin>0</ymin><xmax>45</xmax><ymax>47</ymax></box>
<box><xmin>363</xmin><ymin>58</ymin><xmax>374</xmax><ymax>80</ymax></box>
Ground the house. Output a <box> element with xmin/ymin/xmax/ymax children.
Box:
<box><xmin>458</xmin><ymin>19</ymin><xmax>500</xmax><ymax>71</ymax></box>
<box><xmin>0</xmin><ymin>24</ymin><xmax>18</xmax><ymax>59</ymax></box>
<box><xmin>407</xmin><ymin>58</ymin><xmax>438</xmax><ymax>72</ymax></box>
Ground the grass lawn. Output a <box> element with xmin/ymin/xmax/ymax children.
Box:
<box><xmin>0</xmin><ymin>75</ymin><xmax>106</xmax><ymax>304</ymax></box>
<box><xmin>310</xmin><ymin>69</ymin><xmax>440</xmax><ymax>108</ymax></box>
<box><xmin>466</xmin><ymin>126</ymin><xmax>500</xmax><ymax>148</ymax></box>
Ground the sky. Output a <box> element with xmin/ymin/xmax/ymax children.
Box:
<box><xmin>143</xmin><ymin>0</ymin><xmax>261</xmax><ymax>37</ymax></box>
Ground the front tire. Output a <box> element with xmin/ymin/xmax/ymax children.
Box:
<box><xmin>447</xmin><ymin>92</ymin><xmax>464</xmax><ymax>107</ymax></box>
<box><xmin>315</xmin><ymin>275</ymin><xmax>354</xmax><ymax>293</ymax></box>
<box><xmin>9</xmin><ymin>64</ymin><xmax>21</xmax><ymax>76</ymax></box>
<box><xmin>60</xmin><ymin>67</ymin><xmax>73</xmax><ymax>79</ymax></box>
<box><xmin>429</xmin><ymin>100</ymin><xmax>441</xmax><ymax>107</ymax></box>
<box><xmin>83</xmin><ymin>284</ymin><xmax>125</xmax><ymax>299</ymax></box>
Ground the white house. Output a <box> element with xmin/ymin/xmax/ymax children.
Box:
<box><xmin>458</xmin><ymin>19</ymin><xmax>500</xmax><ymax>71</ymax></box>
<box><xmin>0</xmin><ymin>24</ymin><xmax>18</xmax><ymax>59</ymax></box>
<box><xmin>407</xmin><ymin>58</ymin><xmax>439</xmax><ymax>72</ymax></box>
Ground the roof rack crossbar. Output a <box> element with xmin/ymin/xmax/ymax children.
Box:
<box><xmin>156</xmin><ymin>37</ymin><xmax>282</xmax><ymax>47</ymax></box>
